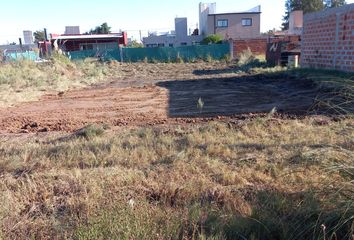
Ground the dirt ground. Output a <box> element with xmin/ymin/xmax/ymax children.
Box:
<box><xmin>0</xmin><ymin>64</ymin><xmax>320</xmax><ymax>133</ymax></box>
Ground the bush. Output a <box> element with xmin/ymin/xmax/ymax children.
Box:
<box><xmin>201</xmin><ymin>34</ymin><xmax>224</xmax><ymax>45</ymax></box>
<box><xmin>236</xmin><ymin>48</ymin><xmax>269</xmax><ymax>72</ymax></box>
<box><xmin>51</xmin><ymin>51</ymin><xmax>73</xmax><ymax>66</ymax></box>
<box><xmin>237</xmin><ymin>48</ymin><xmax>255</xmax><ymax>66</ymax></box>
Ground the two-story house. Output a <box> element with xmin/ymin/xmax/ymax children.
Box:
<box><xmin>200</xmin><ymin>3</ymin><xmax>261</xmax><ymax>40</ymax></box>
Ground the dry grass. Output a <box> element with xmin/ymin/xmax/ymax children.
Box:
<box><xmin>0</xmin><ymin>118</ymin><xmax>353</xmax><ymax>239</ymax></box>
<box><xmin>288</xmin><ymin>68</ymin><xmax>354</xmax><ymax>115</ymax></box>
<box><xmin>0</xmin><ymin>58</ymin><xmax>353</xmax><ymax>239</ymax></box>
<box><xmin>0</xmin><ymin>58</ymin><xmax>231</xmax><ymax>107</ymax></box>
<box><xmin>0</xmin><ymin>59</ymin><xmax>108</xmax><ymax>107</ymax></box>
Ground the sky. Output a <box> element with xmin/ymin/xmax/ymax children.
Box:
<box><xmin>0</xmin><ymin>0</ymin><xmax>353</xmax><ymax>44</ymax></box>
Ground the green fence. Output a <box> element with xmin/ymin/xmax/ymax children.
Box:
<box><xmin>68</xmin><ymin>43</ymin><xmax>230</xmax><ymax>62</ymax></box>
<box><xmin>4</xmin><ymin>51</ymin><xmax>39</xmax><ymax>61</ymax></box>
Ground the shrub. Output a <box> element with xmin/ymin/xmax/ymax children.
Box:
<box><xmin>201</xmin><ymin>34</ymin><xmax>224</xmax><ymax>45</ymax></box>
<box><xmin>237</xmin><ymin>48</ymin><xmax>255</xmax><ymax>66</ymax></box>
<box><xmin>51</xmin><ymin>51</ymin><xmax>74</xmax><ymax>66</ymax></box>
<box><xmin>236</xmin><ymin>48</ymin><xmax>269</xmax><ymax>72</ymax></box>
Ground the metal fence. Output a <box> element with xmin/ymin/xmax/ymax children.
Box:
<box><xmin>68</xmin><ymin>43</ymin><xmax>230</xmax><ymax>62</ymax></box>
<box><xmin>2</xmin><ymin>51</ymin><xmax>39</xmax><ymax>62</ymax></box>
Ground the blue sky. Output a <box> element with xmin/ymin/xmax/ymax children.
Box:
<box><xmin>0</xmin><ymin>0</ymin><xmax>353</xmax><ymax>44</ymax></box>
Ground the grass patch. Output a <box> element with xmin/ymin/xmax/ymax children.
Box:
<box><xmin>74</xmin><ymin>124</ymin><xmax>109</xmax><ymax>140</ymax></box>
<box><xmin>0</xmin><ymin>118</ymin><xmax>353</xmax><ymax>239</ymax></box>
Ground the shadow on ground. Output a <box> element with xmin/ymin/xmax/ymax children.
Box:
<box><xmin>205</xmin><ymin>189</ymin><xmax>354</xmax><ymax>240</ymax></box>
<box><xmin>193</xmin><ymin>68</ymin><xmax>238</xmax><ymax>76</ymax></box>
<box><xmin>157</xmin><ymin>73</ymin><xmax>319</xmax><ymax>118</ymax></box>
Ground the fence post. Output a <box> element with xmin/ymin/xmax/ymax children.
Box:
<box><xmin>229</xmin><ymin>39</ymin><xmax>234</xmax><ymax>60</ymax></box>
<box><xmin>119</xmin><ymin>45</ymin><xmax>124</xmax><ymax>63</ymax></box>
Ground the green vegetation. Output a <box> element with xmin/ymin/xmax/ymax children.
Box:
<box><xmin>0</xmin><ymin>118</ymin><xmax>353</xmax><ymax>239</ymax></box>
<box><xmin>75</xmin><ymin>124</ymin><xmax>109</xmax><ymax>139</ymax></box>
<box><xmin>201</xmin><ymin>34</ymin><xmax>224</xmax><ymax>45</ymax></box>
<box><xmin>33</xmin><ymin>30</ymin><xmax>46</xmax><ymax>43</ymax></box>
<box><xmin>87</xmin><ymin>22</ymin><xmax>111</xmax><ymax>34</ymax></box>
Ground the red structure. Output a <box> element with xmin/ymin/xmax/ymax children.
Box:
<box><xmin>50</xmin><ymin>32</ymin><xmax>127</xmax><ymax>52</ymax></box>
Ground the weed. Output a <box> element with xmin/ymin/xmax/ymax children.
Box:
<box><xmin>221</xmin><ymin>54</ymin><xmax>232</xmax><ymax>63</ymax></box>
<box><xmin>176</xmin><ymin>53</ymin><xmax>184</xmax><ymax>63</ymax></box>
<box><xmin>75</xmin><ymin>124</ymin><xmax>108</xmax><ymax>139</ymax></box>
<box><xmin>206</xmin><ymin>54</ymin><xmax>213</xmax><ymax>63</ymax></box>
<box><xmin>197</xmin><ymin>97</ymin><xmax>205</xmax><ymax>113</ymax></box>
<box><xmin>237</xmin><ymin>48</ymin><xmax>255</xmax><ymax>66</ymax></box>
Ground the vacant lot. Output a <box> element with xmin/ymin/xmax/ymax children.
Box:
<box><xmin>0</xmin><ymin>61</ymin><xmax>352</xmax><ymax>133</ymax></box>
<box><xmin>0</xmin><ymin>60</ymin><xmax>353</xmax><ymax>239</ymax></box>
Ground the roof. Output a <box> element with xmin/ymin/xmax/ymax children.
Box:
<box><xmin>51</xmin><ymin>33</ymin><xmax>124</xmax><ymax>40</ymax></box>
<box><xmin>208</xmin><ymin>12</ymin><xmax>261</xmax><ymax>16</ymax></box>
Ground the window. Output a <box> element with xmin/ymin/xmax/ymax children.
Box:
<box><xmin>169</xmin><ymin>43</ymin><xmax>174</xmax><ymax>47</ymax></box>
<box><xmin>146</xmin><ymin>44</ymin><xmax>158</xmax><ymax>48</ymax></box>
<box><xmin>242</xmin><ymin>18</ymin><xmax>252</xmax><ymax>26</ymax></box>
<box><xmin>80</xmin><ymin>44</ymin><xmax>94</xmax><ymax>50</ymax></box>
<box><xmin>216</xmin><ymin>19</ymin><xmax>228</xmax><ymax>28</ymax></box>
<box><xmin>180</xmin><ymin>42</ymin><xmax>187</xmax><ymax>46</ymax></box>
<box><xmin>158</xmin><ymin>43</ymin><xmax>165</xmax><ymax>47</ymax></box>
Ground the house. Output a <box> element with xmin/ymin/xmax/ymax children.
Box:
<box><xmin>200</xmin><ymin>3</ymin><xmax>261</xmax><ymax>39</ymax></box>
<box><xmin>0</xmin><ymin>44</ymin><xmax>37</xmax><ymax>54</ymax></box>
<box><xmin>0</xmin><ymin>30</ymin><xmax>37</xmax><ymax>54</ymax></box>
<box><xmin>143</xmin><ymin>17</ymin><xmax>203</xmax><ymax>47</ymax></box>
<box><xmin>50</xmin><ymin>32</ymin><xmax>128</xmax><ymax>52</ymax></box>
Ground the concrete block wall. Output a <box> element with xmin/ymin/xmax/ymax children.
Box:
<box><xmin>233</xmin><ymin>38</ymin><xmax>268</xmax><ymax>57</ymax></box>
<box><xmin>301</xmin><ymin>4</ymin><xmax>354</xmax><ymax>72</ymax></box>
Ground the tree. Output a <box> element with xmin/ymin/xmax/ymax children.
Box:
<box><xmin>128</xmin><ymin>40</ymin><xmax>143</xmax><ymax>48</ymax></box>
<box><xmin>282</xmin><ymin>0</ymin><xmax>325</xmax><ymax>30</ymax></box>
<box><xmin>201</xmin><ymin>34</ymin><xmax>223</xmax><ymax>45</ymax></box>
<box><xmin>325</xmin><ymin>0</ymin><xmax>346</xmax><ymax>8</ymax></box>
<box><xmin>89</xmin><ymin>22</ymin><xmax>111</xmax><ymax>34</ymax></box>
<box><xmin>33</xmin><ymin>30</ymin><xmax>46</xmax><ymax>42</ymax></box>
<box><xmin>282</xmin><ymin>0</ymin><xmax>347</xmax><ymax>29</ymax></box>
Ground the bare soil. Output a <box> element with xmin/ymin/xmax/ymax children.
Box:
<box><xmin>0</xmin><ymin>64</ymin><xmax>320</xmax><ymax>133</ymax></box>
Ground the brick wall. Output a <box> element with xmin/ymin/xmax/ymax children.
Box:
<box><xmin>232</xmin><ymin>38</ymin><xmax>268</xmax><ymax>57</ymax></box>
<box><xmin>301</xmin><ymin>4</ymin><xmax>354</xmax><ymax>72</ymax></box>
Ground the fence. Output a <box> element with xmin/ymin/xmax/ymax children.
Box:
<box><xmin>2</xmin><ymin>51</ymin><xmax>39</xmax><ymax>62</ymax></box>
<box><xmin>67</xmin><ymin>43</ymin><xmax>230</xmax><ymax>62</ymax></box>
